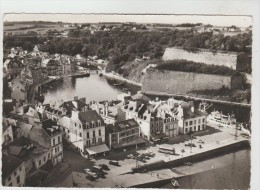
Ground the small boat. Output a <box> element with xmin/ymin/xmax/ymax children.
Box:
<box><xmin>171</xmin><ymin>178</ymin><xmax>180</xmax><ymax>188</ymax></box>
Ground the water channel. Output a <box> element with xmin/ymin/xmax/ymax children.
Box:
<box><xmin>42</xmin><ymin>72</ymin><xmax>251</xmax><ymax>189</ymax></box>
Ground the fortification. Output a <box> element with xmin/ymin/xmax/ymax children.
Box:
<box><xmin>141</xmin><ymin>69</ymin><xmax>242</xmax><ymax>95</ymax></box>
<box><xmin>162</xmin><ymin>47</ymin><xmax>250</xmax><ymax>72</ymax></box>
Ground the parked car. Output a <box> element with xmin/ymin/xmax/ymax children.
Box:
<box><xmin>127</xmin><ymin>154</ymin><xmax>135</xmax><ymax>159</ymax></box>
<box><xmin>84</xmin><ymin>168</ymin><xmax>98</xmax><ymax>179</ymax></box>
<box><xmin>185</xmin><ymin>143</ymin><xmax>196</xmax><ymax>147</ymax></box>
<box><xmin>144</xmin><ymin>151</ymin><xmax>155</xmax><ymax>157</ymax></box>
<box><xmin>109</xmin><ymin>160</ymin><xmax>119</xmax><ymax>166</ymax></box>
<box><xmin>99</xmin><ymin>164</ymin><xmax>109</xmax><ymax>170</ymax></box>
<box><xmin>197</xmin><ymin>139</ymin><xmax>205</xmax><ymax>144</ymax></box>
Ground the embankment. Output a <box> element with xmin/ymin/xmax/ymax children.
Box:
<box><xmin>131</xmin><ymin>140</ymin><xmax>250</xmax><ymax>188</ymax></box>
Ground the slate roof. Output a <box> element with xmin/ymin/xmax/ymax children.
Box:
<box><xmin>2</xmin><ymin>154</ymin><xmax>23</xmax><ymax>180</ymax></box>
<box><xmin>78</xmin><ymin>110</ymin><xmax>104</xmax><ymax>124</ymax></box>
<box><xmin>60</xmin><ymin>99</ymin><xmax>87</xmax><ymax>112</ymax></box>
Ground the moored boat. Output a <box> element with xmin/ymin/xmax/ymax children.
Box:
<box><xmin>207</xmin><ymin>110</ymin><xmax>237</xmax><ymax>128</ymax></box>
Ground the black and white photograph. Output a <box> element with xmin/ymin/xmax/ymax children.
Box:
<box><xmin>1</xmin><ymin>0</ymin><xmax>259</xmax><ymax>189</ymax></box>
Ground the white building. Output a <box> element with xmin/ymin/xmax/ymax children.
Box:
<box><xmin>58</xmin><ymin>110</ymin><xmax>109</xmax><ymax>157</ymax></box>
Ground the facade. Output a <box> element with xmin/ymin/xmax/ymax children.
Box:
<box><xmin>11</xmin><ymin>78</ymin><xmax>28</xmax><ymax>103</ymax></box>
<box><xmin>2</xmin><ymin>154</ymin><xmax>26</xmax><ymax>187</ymax></box>
<box><xmin>176</xmin><ymin>102</ymin><xmax>207</xmax><ymax>134</ymax></box>
<box><xmin>3</xmin><ymin>57</ymin><xmax>25</xmax><ymax>77</ymax></box>
<box><xmin>57</xmin><ymin>110</ymin><xmax>109</xmax><ymax>157</ymax></box>
<box><xmin>106</xmin><ymin>118</ymin><xmax>144</xmax><ymax>149</ymax></box>
<box><xmin>21</xmin><ymin>66</ymin><xmax>44</xmax><ymax>85</ymax></box>
<box><xmin>59</xmin><ymin>97</ymin><xmax>89</xmax><ymax>115</ymax></box>
<box><xmin>29</xmin><ymin>120</ymin><xmax>63</xmax><ymax>166</ymax></box>
<box><xmin>2</xmin><ymin>119</ymin><xmax>14</xmax><ymax>146</ymax></box>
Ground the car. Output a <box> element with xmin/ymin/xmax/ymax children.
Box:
<box><xmin>127</xmin><ymin>154</ymin><xmax>135</xmax><ymax>159</ymax></box>
<box><xmin>99</xmin><ymin>164</ymin><xmax>109</xmax><ymax>170</ymax></box>
<box><xmin>185</xmin><ymin>143</ymin><xmax>196</xmax><ymax>147</ymax></box>
<box><xmin>109</xmin><ymin>160</ymin><xmax>119</xmax><ymax>166</ymax></box>
<box><xmin>84</xmin><ymin>168</ymin><xmax>98</xmax><ymax>179</ymax></box>
<box><xmin>197</xmin><ymin>139</ymin><xmax>205</xmax><ymax>144</ymax></box>
<box><xmin>144</xmin><ymin>151</ymin><xmax>155</xmax><ymax>157</ymax></box>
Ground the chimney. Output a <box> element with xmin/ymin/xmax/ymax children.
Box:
<box><xmin>71</xmin><ymin>110</ymin><xmax>79</xmax><ymax>119</ymax></box>
<box><xmin>191</xmin><ymin>106</ymin><xmax>194</xmax><ymax>113</ymax></box>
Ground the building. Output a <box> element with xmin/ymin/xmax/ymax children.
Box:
<box><xmin>106</xmin><ymin>118</ymin><xmax>146</xmax><ymax>149</ymax></box>
<box><xmin>2</xmin><ymin>153</ymin><xmax>26</xmax><ymax>187</ymax></box>
<box><xmin>11</xmin><ymin>78</ymin><xmax>28</xmax><ymax>103</ymax></box>
<box><xmin>57</xmin><ymin>110</ymin><xmax>109</xmax><ymax>157</ymax></box>
<box><xmin>3</xmin><ymin>57</ymin><xmax>25</xmax><ymax>77</ymax></box>
<box><xmin>122</xmin><ymin>99</ymin><xmax>169</xmax><ymax>142</ymax></box>
<box><xmin>2</xmin><ymin>119</ymin><xmax>14</xmax><ymax>146</ymax></box>
<box><xmin>176</xmin><ymin>102</ymin><xmax>207</xmax><ymax>134</ymax></box>
<box><xmin>90</xmin><ymin>100</ymin><xmax>125</xmax><ymax>124</ymax></box>
<box><xmin>29</xmin><ymin>119</ymin><xmax>63</xmax><ymax>166</ymax></box>
<box><xmin>59</xmin><ymin>97</ymin><xmax>89</xmax><ymax>115</ymax></box>
<box><xmin>44</xmin><ymin>59</ymin><xmax>64</xmax><ymax>76</ymax></box>
<box><xmin>5</xmin><ymin>137</ymin><xmax>51</xmax><ymax>175</ymax></box>
<box><xmin>20</xmin><ymin>66</ymin><xmax>44</xmax><ymax>85</ymax></box>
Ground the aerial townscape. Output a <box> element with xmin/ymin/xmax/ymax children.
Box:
<box><xmin>2</xmin><ymin>15</ymin><xmax>252</xmax><ymax>189</ymax></box>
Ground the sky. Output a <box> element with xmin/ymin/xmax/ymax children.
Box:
<box><xmin>3</xmin><ymin>14</ymin><xmax>252</xmax><ymax>27</ymax></box>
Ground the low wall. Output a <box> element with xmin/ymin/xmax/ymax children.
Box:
<box><xmin>141</xmin><ymin>69</ymin><xmax>242</xmax><ymax>95</ymax></box>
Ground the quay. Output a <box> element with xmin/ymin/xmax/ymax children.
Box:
<box><xmin>47</xmin><ymin>122</ymin><xmax>250</xmax><ymax>188</ymax></box>
<box><xmin>101</xmin><ymin>70</ymin><xmax>142</xmax><ymax>87</ymax></box>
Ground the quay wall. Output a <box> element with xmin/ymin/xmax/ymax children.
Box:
<box><xmin>102</xmin><ymin>71</ymin><xmax>142</xmax><ymax>87</ymax></box>
<box><xmin>131</xmin><ymin>140</ymin><xmax>250</xmax><ymax>188</ymax></box>
<box><xmin>141</xmin><ymin>69</ymin><xmax>243</xmax><ymax>95</ymax></box>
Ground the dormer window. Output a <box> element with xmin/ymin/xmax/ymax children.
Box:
<box><xmin>92</xmin><ymin>122</ymin><xmax>95</xmax><ymax>128</ymax></box>
<box><xmin>98</xmin><ymin>120</ymin><xmax>101</xmax><ymax>127</ymax></box>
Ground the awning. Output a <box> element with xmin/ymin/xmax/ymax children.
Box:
<box><xmin>112</xmin><ymin>137</ymin><xmax>147</xmax><ymax>149</ymax></box>
<box><xmin>150</xmin><ymin>133</ymin><xmax>168</xmax><ymax>140</ymax></box>
<box><xmin>86</xmin><ymin>144</ymin><xmax>110</xmax><ymax>155</ymax></box>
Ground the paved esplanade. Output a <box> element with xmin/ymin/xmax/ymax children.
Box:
<box><xmin>43</xmin><ymin>122</ymin><xmax>249</xmax><ymax>188</ymax></box>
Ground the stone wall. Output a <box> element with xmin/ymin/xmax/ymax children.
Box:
<box><xmin>141</xmin><ymin>69</ymin><xmax>242</xmax><ymax>95</ymax></box>
<box><xmin>162</xmin><ymin>48</ymin><xmax>238</xmax><ymax>70</ymax></box>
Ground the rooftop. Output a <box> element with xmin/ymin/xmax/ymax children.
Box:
<box><xmin>78</xmin><ymin>110</ymin><xmax>104</xmax><ymax>124</ymax></box>
<box><xmin>2</xmin><ymin>154</ymin><xmax>23</xmax><ymax>179</ymax></box>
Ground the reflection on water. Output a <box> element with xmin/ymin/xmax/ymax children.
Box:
<box><xmin>160</xmin><ymin>148</ymin><xmax>250</xmax><ymax>189</ymax></box>
<box><xmin>43</xmin><ymin>73</ymin><xmax>124</xmax><ymax>104</ymax></box>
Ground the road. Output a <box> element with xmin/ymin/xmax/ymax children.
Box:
<box><xmin>40</xmin><ymin>122</ymin><xmax>249</xmax><ymax>187</ymax></box>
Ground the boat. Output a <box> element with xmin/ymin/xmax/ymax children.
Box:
<box><xmin>171</xmin><ymin>178</ymin><xmax>180</xmax><ymax>188</ymax></box>
<box><xmin>73</xmin><ymin>70</ymin><xmax>90</xmax><ymax>78</ymax></box>
<box><xmin>207</xmin><ymin>110</ymin><xmax>237</xmax><ymax>128</ymax></box>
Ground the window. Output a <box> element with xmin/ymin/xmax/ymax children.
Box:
<box><xmin>79</xmin><ymin>133</ymin><xmax>82</xmax><ymax>137</ymax></box>
<box><xmin>53</xmin><ymin>139</ymin><xmax>55</xmax><ymax>146</ymax></box>
<box><xmin>185</xmin><ymin>122</ymin><xmax>188</xmax><ymax>126</ymax></box>
<box><xmin>8</xmin><ymin>176</ymin><xmax>11</xmax><ymax>181</ymax></box>
<box><xmin>93</xmin><ymin>131</ymin><xmax>96</xmax><ymax>137</ymax></box>
<box><xmin>14</xmin><ymin>171</ymin><xmax>17</xmax><ymax>176</ymax></box>
<box><xmin>39</xmin><ymin>160</ymin><xmax>41</xmax><ymax>166</ymax></box>
<box><xmin>194</xmin><ymin>120</ymin><xmax>197</xmax><ymax>125</ymax></box>
<box><xmin>86</xmin><ymin>140</ymin><xmax>90</xmax><ymax>146</ymax></box>
<box><xmin>198</xmin><ymin>119</ymin><xmax>201</xmax><ymax>124</ymax></box>
<box><xmin>92</xmin><ymin>122</ymin><xmax>95</xmax><ymax>128</ymax></box>
<box><xmin>79</xmin><ymin>124</ymin><xmax>81</xmax><ymax>128</ymax></box>
<box><xmin>203</xmin><ymin>118</ymin><xmax>205</xmax><ymax>123</ymax></box>
<box><xmin>48</xmin><ymin>153</ymin><xmax>51</xmax><ymax>159</ymax></box>
<box><xmin>99</xmin><ymin>130</ymin><xmax>101</xmax><ymax>136</ymax></box>
<box><xmin>92</xmin><ymin>138</ymin><xmax>96</xmax><ymax>144</ymax></box>
<box><xmin>9</xmin><ymin>182</ymin><xmax>12</xmax><ymax>186</ymax></box>
<box><xmin>194</xmin><ymin>126</ymin><xmax>196</xmax><ymax>131</ymax></box>
<box><xmin>19</xmin><ymin>167</ymin><xmax>22</xmax><ymax>172</ymax></box>
<box><xmin>16</xmin><ymin>176</ymin><xmax>20</xmax><ymax>184</ymax></box>
<box><xmin>44</xmin><ymin>156</ymin><xmax>46</xmax><ymax>162</ymax></box>
<box><xmin>87</xmin><ymin>132</ymin><xmax>89</xmax><ymax>138</ymax></box>
<box><xmin>98</xmin><ymin>138</ymin><xmax>102</xmax><ymax>143</ymax></box>
<box><xmin>98</xmin><ymin>121</ymin><xmax>101</xmax><ymax>127</ymax></box>
<box><xmin>58</xmin><ymin>136</ymin><xmax>60</xmax><ymax>143</ymax></box>
<box><xmin>75</xmin><ymin>123</ymin><xmax>77</xmax><ymax>127</ymax></box>
<box><xmin>189</xmin><ymin>121</ymin><xmax>193</xmax><ymax>125</ymax></box>
<box><xmin>185</xmin><ymin>128</ymin><xmax>188</xmax><ymax>133</ymax></box>
<box><xmin>58</xmin><ymin>146</ymin><xmax>60</xmax><ymax>152</ymax></box>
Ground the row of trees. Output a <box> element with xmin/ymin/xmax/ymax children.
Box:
<box><xmin>156</xmin><ymin>59</ymin><xmax>239</xmax><ymax>76</ymax></box>
<box><xmin>4</xmin><ymin>28</ymin><xmax>252</xmax><ymax>73</ymax></box>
